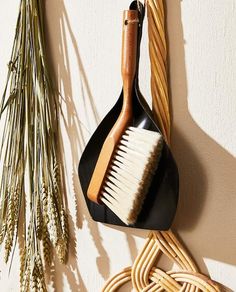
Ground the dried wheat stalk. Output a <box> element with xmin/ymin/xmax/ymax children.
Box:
<box><xmin>0</xmin><ymin>0</ymin><xmax>69</xmax><ymax>290</ymax></box>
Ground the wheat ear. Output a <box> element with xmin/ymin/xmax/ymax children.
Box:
<box><xmin>4</xmin><ymin>190</ymin><xmax>17</xmax><ymax>263</ymax></box>
<box><xmin>42</xmin><ymin>222</ymin><xmax>52</xmax><ymax>266</ymax></box>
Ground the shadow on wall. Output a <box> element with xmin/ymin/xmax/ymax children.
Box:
<box><xmin>44</xmin><ymin>0</ymin><xmax>236</xmax><ymax>290</ymax></box>
<box><xmin>44</xmin><ymin>0</ymin><xmax>106</xmax><ymax>291</ymax></box>
<box><xmin>166</xmin><ymin>0</ymin><xmax>236</xmax><ymax>282</ymax></box>
<box><xmin>44</xmin><ymin>0</ymin><xmax>147</xmax><ymax>290</ymax></box>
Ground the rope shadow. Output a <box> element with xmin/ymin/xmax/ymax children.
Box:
<box><xmin>166</xmin><ymin>1</ymin><xmax>236</xmax><ymax>287</ymax></box>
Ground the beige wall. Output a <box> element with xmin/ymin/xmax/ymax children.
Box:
<box><xmin>0</xmin><ymin>0</ymin><xmax>236</xmax><ymax>291</ymax></box>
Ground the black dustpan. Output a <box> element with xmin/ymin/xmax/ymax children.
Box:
<box><xmin>78</xmin><ymin>1</ymin><xmax>179</xmax><ymax>230</ymax></box>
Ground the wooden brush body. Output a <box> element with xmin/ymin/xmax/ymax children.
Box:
<box><xmin>87</xmin><ymin>10</ymin><xmax>139</xmax><ymax>203</ymax></box>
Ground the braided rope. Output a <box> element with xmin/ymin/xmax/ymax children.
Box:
<box><xmin>103</xmin><ymin>267</ymin><xmax>132</xmax><ymax>292</ymax></box>
<box><xmin>147</xmin><ymin>0</ymin><xmax>171</xmax><ymax>144</ymax></box>
<box><xmin>102</xmin><ymin>231</ymin><xmax>220</xmax><ymax>291</ymax></box>
<box><xmin>103</xmin><ymin>267</ymin><xmax>131</xmax><ymax>292</ymax></box>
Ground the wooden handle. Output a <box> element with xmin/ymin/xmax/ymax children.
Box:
<box><xmin>87</xmin><ymin>9</ymin><xmax>139</xmax><ymax>204</ymax></box>
<box><xmin>121</xmin><ymin>10</ymin><xmax>139</xmax><ymax>107</ymax></box>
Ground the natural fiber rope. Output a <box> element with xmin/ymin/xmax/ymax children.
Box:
<box><xmin>103</xmin><ymin>267</ymin><xmax>132</xmax><ymax>292</ymax></box>
<box><xmin>102</xmin><ymin>232</ymin><xmax>220</xmax><ymax>292</ymax></box>
<box><xmin>147</xmin><ymin>0</ymin><xmax>171</xmax><ymax>144</ymax></box>
<box><xmin>102</xmin><ymin>1</ymin><xmax>220</xmax><ymax>291</ymax></box>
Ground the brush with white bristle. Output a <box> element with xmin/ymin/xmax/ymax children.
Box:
<box><xmin>87</xmin><ymin>9</ymin><xmax>163</xmax><ymax>225</ymax></box>
<box><xmin>100</xmin><ymin>127</ymin><xmax>163</xmax><ymax>225</ymax></box>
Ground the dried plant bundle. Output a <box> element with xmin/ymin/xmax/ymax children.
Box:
<box><xmin>0</xmin><ymin>0</ymin><xmax>69</xmax><ymax>290</ymax></box>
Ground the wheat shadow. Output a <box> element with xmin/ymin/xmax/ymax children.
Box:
<box><xmin>45</xmin><ymin>213</ymin><xmax>86</xmax><ymax>292</ymax></box>
<box><xmin>43</xmin><ymin>0</ymin><xmax>115</xmax><ymax>286</ymax></box>
<box><xmin>44</xmin><ymin>0</ymin><xmax>151</xmax><ymax>283</ymax></box>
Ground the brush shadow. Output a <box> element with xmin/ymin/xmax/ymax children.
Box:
<box><xmin>166</xmin><ymin>0</ymin><xmax>236</xmax><ymax>286</ymax></box>
<box><xmin>43</xmin><ymin>0</ymin><xmax>144</xmax><ymax>286</ymax></box>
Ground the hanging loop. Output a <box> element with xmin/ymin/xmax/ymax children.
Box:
<box><xmin>137</xmin><ymin>0</ymin><xmax>141</xmax><ymax>11</ymax></box>
<box><xmin>137</xmin><ymin>0</ymin><xmax>147</xmax><ymax>10</ymax></box>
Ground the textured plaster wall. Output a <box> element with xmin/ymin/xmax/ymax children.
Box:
<box><xmin>0</xmin><ymin>1</ymin><xmax>236</xmax><ymax>291</ymax></box>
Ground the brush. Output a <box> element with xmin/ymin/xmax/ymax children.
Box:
<box><xmin>87</xmin><ymin>9</ymin><xmax>163</xmax><ymax>225</ymax></box>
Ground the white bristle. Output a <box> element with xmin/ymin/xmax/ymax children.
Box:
<box><xmin>100</xmin><ymin>127</ymin><xmax>163</xmax><ymax>225</ymax></box>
